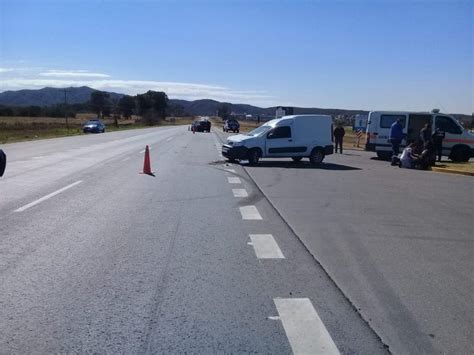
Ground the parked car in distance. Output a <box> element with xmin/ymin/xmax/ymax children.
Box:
<box><xmin>223</xmin><ymin>119</ymin><xmax>240</xmax><ymax>133</ymax></box>
<box><xmin>192</xmin><ymin>118</ymin><xmax>211</xmax><ymax>132</ymax></box>
<box><xmin>222</xmin><ymin>115</ymin><xmax>334</xmax><ymax>165</ymax></box>
<box><xmin>83</xmin><ymin>119</ymin><xmax>106</xmax><ymax>133</ymax></box>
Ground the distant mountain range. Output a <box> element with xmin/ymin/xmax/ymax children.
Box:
<box><xmin>0</xmin><ymin>86</ymin><xmax>369</xmax><ymax>117</ymax></box>
<box><xmin>0</xmin><ymin>86</ymin><xmax>471</xmax><ymax>123</ymax></box>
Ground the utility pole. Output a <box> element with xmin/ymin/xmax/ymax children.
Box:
<box><xmin>64</xmin><ymin>89</ymin><xmax>70</xmax><ymax>131</ymax></box>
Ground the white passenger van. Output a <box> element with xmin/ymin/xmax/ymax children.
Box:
<box><xmin>365</xmin><ymin>111</ymin><xmax>474</xmax><ymax>162</ymax></box>
<box><xmin>222</xmin><ymin>115</ymin><xmax>334</xmax><ymax>165</ymax></box>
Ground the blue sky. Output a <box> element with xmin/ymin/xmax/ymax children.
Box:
<box><xmin>0</xmin><ymin>0</ymin><xmax>472</xmax><ymax>113</ymax></box>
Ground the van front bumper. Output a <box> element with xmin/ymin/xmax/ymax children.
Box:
<box><xmin>222</xmin><ymin>145</ymin><xmax>248</xmax><ymax>160</ymax></box>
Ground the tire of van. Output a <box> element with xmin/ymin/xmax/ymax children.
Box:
<box><xmin>292</xmin><ymin>157</ymin><xmax>303</xmax><ymax>162</ymax></box>
<box><xmin>309</xmin><ymin>148</ymin><xmax>324</xmax><ymax>165</ymax></box>
<box><xmin>236</xmin><ymin>130</ymin><xmax>239</xmax><ymax>133</ymax></box>
<box><xmin>450</xmin><ymin>145</ymin><xmax>471</xmax><ymax>162</ymax></box>
<box><xmin>376</xmin><ymin>151</ymin><xmax>392</xmax><ymax>161</ymax></box>
<box><xmin>247</xmin><ymin>148</ymin><xmax>261</xmax><ymax>166</ymax></box>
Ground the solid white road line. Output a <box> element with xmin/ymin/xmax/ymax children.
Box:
<box><xmin>232</xmin><ymin>188</ymin><xmax>248</xmax><ymax>198</ymax></box>
<box><xmin>225</xmin><ymin>169</ymin><xmax>236</xmax><ymax>173</ymax></box>
<box><xmin>249</xmin><ymin>234</ymin><xmax>285</xmax><ymax>259</ymax></box>
<box><xmin>227</xmin><ymin>177</ymin><xmax>241</xmax><ymax>184</ymax></box>
<box><xmin>239</xmin><ymin>205</ymin><xmax>262</xmax><ymax>220</ymax></box>
<box><xmin>14</xmin><ymin>180</ymin><xmax>83</xmax><ymax>212</ymax></box>
<box><xmin>274</xmin><ymin>298</ymin><xmax>340</xmax><ymax>355</ymax></box>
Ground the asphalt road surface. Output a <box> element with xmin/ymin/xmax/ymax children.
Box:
<box><xmin>0</xmin><ymin>126</ymin><xmax>471</xmax><ymax>353</ymax></box>
<box><xmin>0</xmin><ymin>127</ymin><xmax>386</xmax><ymax>354</ymax></box>
<box><xmin>215</xmin><ymin>130</ymin><xmax>474</xmax><ymax>354</ymax></box>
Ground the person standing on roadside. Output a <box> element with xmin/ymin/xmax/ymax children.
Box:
<box><xmin>432</xmin><ymin>127</ymin><xmax>445</xmax><ymax>162</ymax></box>
<box><xmin>420</xmin><ymin>123</ymin><xmax>432</xmax><ymax>144</ymax></box>
<box><xmin>389</xmin><ymin>118</ymin><xmax>404</xmax><ymax>157</ymax></box>
<box><xmin>333</xmin><ymin>124</ymin><xmax>345</xmax><ymax>154</ymax></box>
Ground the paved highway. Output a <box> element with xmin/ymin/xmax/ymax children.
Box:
<box><xmin>0</xmin><ymin>127</ymin><xmax>387</xmax><ymax>353</ymax></box>
<box><xmin>215</xmin><ymin>130</ymin><xmax>474</xmax><ymax>354</ymax></box>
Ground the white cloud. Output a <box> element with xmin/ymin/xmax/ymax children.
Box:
<box><xmin>0</xmin><ymin>68</ymin><xmax>14</xmax><ymax>73</ymax></box>
<box><xmin>39</xmin><ymin>70</ymin><xmax>111</xmax><ymax>78</ymax></box>
<box><xmin>0</xmin><ymin>78</ymin><xmax>275</xmax><ymax>105</ymax></box>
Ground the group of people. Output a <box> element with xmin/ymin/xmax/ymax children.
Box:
<box><xmin>389</xmin><ymin>120</ymin><xmax>445</xmax><ymax>170</ymax></box>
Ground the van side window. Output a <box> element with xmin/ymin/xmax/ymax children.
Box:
<box><xmin>380</xmin><ymin>115</ymin><xmax>406</xmax><ymax>128</ymax></box>
<box><xmin>435</xmin><ymin>116</ymin><xmax>462</xmax><ymax>134</ymax></box>
<box><xmin>267</xmin><ymin>126</ymin><xmax>291</xmax><ymax>139</ymax></box>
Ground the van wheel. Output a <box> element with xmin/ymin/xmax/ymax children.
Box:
<box><xmin>236</xmin><ymin>130</ymin><xmax>239</xmax><ymax>133</ymax></box>
<box><xmin>376</xmin><ymin>151</ymin><xmax>392</xmax><ymax>161</ymax></box>
<box><xmin>450</xmin><ymin>145</ymin><xmax>471</xmax><ymax>162</ymax></box>
<box><xmin>248</xmin><ymin>149</ymin><xmax>261</xmax><ymax>166</ymax></box>
<box><xmin>310</xmin><ymin>148</ymin><xmax>324</xmax><ymax>164</ymax></box>
<box><xmin>292</xmin><ymin>156</ymin><xmax>303</xmax><ymax>162</ymax></box>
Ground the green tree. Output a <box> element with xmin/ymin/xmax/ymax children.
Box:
<box><xmin>218</xmin><ymin>104</ymin><xmax>231</xmax><ymax>120</ymax></box>
<box><xmin>90</xmin><ymin>91</ymin><xmax>110</xmax><ymax>118</ymax></box>
<box><xmin>136</xmin><ymin>91</ymin><xmax>168</xmax><ymax>125</ymax></box>
<box><xmin>118</xmin><ymin>95</ymin><xmax>136</xmax><ymax>118</ymax></box>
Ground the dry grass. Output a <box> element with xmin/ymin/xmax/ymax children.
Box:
<box><xmin>434</xmin><ymin>161</ymin><xmax>474</xmax><ymax>173</ymax></box>
<box><xmin>0</xmin><ymin>115</ymin><xmax>195</xmax><ymax>144</ymax></box>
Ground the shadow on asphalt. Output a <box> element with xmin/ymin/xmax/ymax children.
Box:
<box><xmin>244</xmin><ymin>161</ymin><xmax>361</xmax><ymax>170</ymax></box>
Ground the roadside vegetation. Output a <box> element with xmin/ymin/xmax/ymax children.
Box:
<box><xmin>0</xmin><ymin>115</ymin><xmax>193</xmax><ymax>144</ymax></box>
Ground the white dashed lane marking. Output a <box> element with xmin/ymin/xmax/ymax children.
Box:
<box><xmin>273</xmin><ymin>298</ymin><xmax>340</xmax><ymax>355</ymax></box>
<box><xmin>227</xmin><ymin>177</ymin><xmax>241</xmax><ymax>184</ymax></box>
<box><xmin>249</xmin><ymin>234</ymin><xmax>285</xmax><ymax>259</ymax></box>
<box><xmin>232</xmin><ymin>188</ymin><xmax>248</xmax><ymax>197</ymax></box>
<box><xmin>239</xmin><ymin>205</ymin><xmax>262</xmax><ymax>220</ymax></box>
<box><xmin>14</xmin><ymin>181</ymin><xmax>83</xmax><ymax>212</ymax></box>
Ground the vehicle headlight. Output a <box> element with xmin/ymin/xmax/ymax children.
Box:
<box><xmin>231</xmin><ymin>141</ymin><xmax>243</xmax><ymax>147</ymax></box>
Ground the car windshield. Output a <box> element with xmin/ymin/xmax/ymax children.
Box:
<box><xmin>86</xmin><ymin>120</ymin><xmax>99</xmax><ymax>125</ymax></box>
<box><xmin>247</xmin><ymin>125</ymin><xmax>271</xmax><ymax>136</ymax></box>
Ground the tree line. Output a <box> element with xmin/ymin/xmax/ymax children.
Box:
<box><xmin>0</xmin><ymin>90</ymin><xmax>191</xmax><ymax>125</ymax></box>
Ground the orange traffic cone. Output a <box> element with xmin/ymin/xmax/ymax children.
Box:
<box><xmin>140</xmin><ymin>145</ymin><xmax>155</xmax><ymax>176</ymax></box>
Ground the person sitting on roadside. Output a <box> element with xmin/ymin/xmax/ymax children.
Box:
<box><xmin>413</xmin><ymin>141</ymin><xmax>436</xmax><ymax>170</ymax></box>
<box><xmin>399</xmin><ymin>142</ymin><xmax>416</xmax><ymax>168</ymax></box>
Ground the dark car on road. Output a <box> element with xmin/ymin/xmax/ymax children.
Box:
<box><xmin>223</xmin><ymin>119</ymin><xmax>240</xmax><ymax>133</ymax></box>
<box><xmin>83</xmin><ymin>119</ymin><xmax>106</xmax><ymax>133</ymax></box>
<box><xmin>0</xmin><ymin>148</ymin><xmax>6</xmax><ymax>177</ymax></box>
<box><xmin>192</xmin><ymin>118</ymin><xmax>211</xmax><ymax>132</ymax></box>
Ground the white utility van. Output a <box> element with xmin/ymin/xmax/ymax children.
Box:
<box><xmin>222</xmin><ymin>115</ymin><xmax>334</xmax><ymax>165</ymax></box>
<box><xmin>365</xmin><ymin>111</ymin><xmax>474</xmax><ymax>162</ymax></box>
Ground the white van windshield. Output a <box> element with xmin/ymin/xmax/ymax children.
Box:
<box><xmin>247</xmin><ymin>125</ymin><xmax>272</xmax><ymax>136</ymax></box>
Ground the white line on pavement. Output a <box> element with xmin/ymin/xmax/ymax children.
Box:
<box><xmin>273</xmin><ymin>298</ymin><xmax>340</xmax><ymax>355</ymax></box>
<box><xmin>249</xmin><ymin>234</ymin><xmax>285</xmax><ymax>259</ymax></box>
<box><xmin>239</xmin><ymin>205</ymin><xmax>262</xmax><ymax>220</ymax></box>
<box><xmin>122</xmin><ymin>157</ymin><xmax>130</xmax><ymax>162</ymax></box>
<box><xmin>14</xmin><ymin>181</ymin><xmax>83</xmax><ymax>212</ymax></box>
<box><xmin>227</xmin><ymin>177</ymin><xmax>241</xmax><ymax>184</ymax></box>
<box><xmin>166</xmin><ymin>137</ymin><xmax>173</xmax><ymax>142</ymax></box>
<box><xmin>225</xmin><ymin>169</ymin><xmax>236</xmax><ymax>173</ymax></box>
<box><xmin>232</xmin><ymin>188</ymin><xmax>248</xmax><ymax>198</ymax></box>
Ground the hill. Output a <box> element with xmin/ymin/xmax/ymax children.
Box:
<box><xmin>0</xmin><ymin>86</ymin><xmax>470</xmax><ymax>126</ymax></box>
<box><xmin>0</xmin><ymin>86</ymin><xmax>124</xmax><ymax>107</ymax></box>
